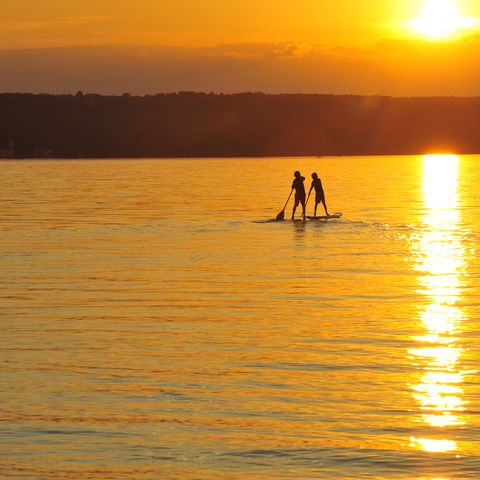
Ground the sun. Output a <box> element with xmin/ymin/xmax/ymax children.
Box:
<box><xmin>411</xmin><ymin>0</ymin><xmax>478</xmax><ymax>39</ymax></box>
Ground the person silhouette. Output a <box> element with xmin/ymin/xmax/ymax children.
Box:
<box><xmin>291</xmin><ymin>171</ymin><xmax>306</xmax><ymax>220</ymax></box>
<box><xmin>308</xmin><ymin>172</ymin><xmax>329</xmax><ymax>217</ymax></box>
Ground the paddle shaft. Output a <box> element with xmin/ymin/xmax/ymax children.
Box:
<box><xmin>282</xmin><ymin>189</ymin><xmax>294</xmax><ymax>212</ymax></box>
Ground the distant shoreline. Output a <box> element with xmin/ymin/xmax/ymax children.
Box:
<box><xmin>4</xmin><ymin>153</ymin><xmax>479</xmax><ymax>161</ymax></box>
<box><xmin>2</xmin><ymin>92</ymin><xmax>480</xmax><ymax>158</ymax></box>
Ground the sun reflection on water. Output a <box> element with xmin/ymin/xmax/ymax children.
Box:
<box><xmin>410</xmin><ymin>154</ymin><xmax>466</xmax><ymax>453</ymax></box>
<box><xmin>410</xmin><ymin>436</ymin><xmax>458</xmax><ymax>453</ymax></box>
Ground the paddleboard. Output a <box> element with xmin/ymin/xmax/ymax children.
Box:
<box><xmin>307</xmin><ymin>213</ymin><xmax>342</xmax><ymax>220</ymax></box>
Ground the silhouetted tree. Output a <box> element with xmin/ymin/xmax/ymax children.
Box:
<box><xmin>1</xmin><ymin>92</ymin><xmax>479</xmax><ymax>158</ymax></box>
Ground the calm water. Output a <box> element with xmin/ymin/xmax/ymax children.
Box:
<box><xmin>1</xmin><ymin>156</ymin><xmax>480</xmax><ymax>479</ymax></box>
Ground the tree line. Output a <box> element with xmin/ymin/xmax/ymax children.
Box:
<box><xmin>1</xmin><ymin>92</ymin><xmax>480</xmax><ymax>158</ymax></box>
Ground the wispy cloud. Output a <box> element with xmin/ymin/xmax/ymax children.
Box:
<box><xmin>0</xmin><ymin>16</ymin><xmax>115</xmax><ymax>31</ymax></box>
<box><xmin>1</xmin><ymin>37</ymin><xmax>480</xmax><ymax>96</ymax></box>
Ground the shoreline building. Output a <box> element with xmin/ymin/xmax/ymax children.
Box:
<box><xmin>0</xmin><ymin>140</ymin><xmax>14</xmax><ymax>158</ymax></box>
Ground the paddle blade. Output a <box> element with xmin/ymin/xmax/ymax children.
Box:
<box><xmin>276</xmin><ymin>210</ymin><xmax>285</xmax><ymax>222</ymax></box>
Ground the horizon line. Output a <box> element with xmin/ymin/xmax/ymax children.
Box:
<box><xmin>2</xmin><ymin>91</ymin><xmax>480</xmax><ymax>100</ymax></box>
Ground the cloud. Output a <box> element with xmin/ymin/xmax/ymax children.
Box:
<box><xmin>0</xmin><ymin>16</ymin><xmax>115</xmax><ymax>31</ymax></box>
<box><xmin>1</xmin><ymin>37</ymin><xmax>480</xmax><ymax>96</ymax></box>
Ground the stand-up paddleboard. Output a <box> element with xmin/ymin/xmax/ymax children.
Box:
<box><xmin>307</xmin><ymin>212</ymin><xmax>342</xmax><ymax>220</ymax></box>
<box><xmin>270</xmin><ymin>218</ymin><xmax>305</xmax><ymax>223</ymax></box>
<box><xmin>270</xmin><ymin>213</ymin><xmax>341</xmax><ymax>222</ymax></box>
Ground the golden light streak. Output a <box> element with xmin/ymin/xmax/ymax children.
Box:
<box><xmin>409</xmin><ymin>154</ymin><xmax>466</xmax><ymax>453</ymax></box>
<box><xmin>410</xmin><ymin>437</ymin><xmax>457</xmax><ymax>453</ymax></box>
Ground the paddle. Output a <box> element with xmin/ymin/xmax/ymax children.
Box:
<box><xmin>299</xmin><ymin>192</ymin><xmax>308</xmax><ymax>220</ymax></box>
<box><xmin>275</xmin><ymin>189</ymin><xmax>293</xmax><ymax>221</ymax></box>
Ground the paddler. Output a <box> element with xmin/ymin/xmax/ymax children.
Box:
<box><xmin>291</xmin><ymin>171</ymin><xmax>306</xmax><ymax>220</ymax></box>
<box><xmin>307</xmin><ymin>172</ymin><xmax>329</xmax><ymax>217</ymax></box>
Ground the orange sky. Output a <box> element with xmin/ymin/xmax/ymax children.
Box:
<box><xmin>0</xmin><ymin>1</ymin><xmax>412</xmax><ymax>47</ymax></box>
<box><xmin>2</xmin><ymin>0</ymin><xmax>480</xmax><ymax>95</ymax></box>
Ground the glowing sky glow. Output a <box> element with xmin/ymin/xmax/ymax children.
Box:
<box><xmin>411</xmin><ymin>0</ymin><xmax>478</xmax><ymax>39</ymax></box>
<box><xmin>2</xmin><ymin>1</ymin><xmax>480</xmax><ymax>94</ymax></box>
<box><xmin>2</xmin><ymin>0</ymin><xmax>480</xmax><ymax>48</ymax></box>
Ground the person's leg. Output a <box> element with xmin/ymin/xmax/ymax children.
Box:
<box><xmin>292</xmin><ymin>197</ymin><xmax>299</xmax><ymax>219</ymax></box>
<box><xmin>301</xmin><ymin>198</ymin><xmax>306</xmax><ymax>219</ymax></box>
<box><xmin>314</xmin><ymin>201</ymin><xmax>318</xmax><ymax>217</ymax></box>
<box><xmin>322</xmin><ymin>197</ymin><xmax>329</xmax><ymax>215</ymax></box>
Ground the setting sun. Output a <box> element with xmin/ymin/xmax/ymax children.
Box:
<box><xmin>411</xmin><ymin>0</ymin><xmax>478</xmax><ymax>39</ymax></box>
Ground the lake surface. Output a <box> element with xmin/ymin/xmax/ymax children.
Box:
<box><xmin>1</xmin><ymin>155</ymin><xmax>479</xmax><ymax>479</ymax></box>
